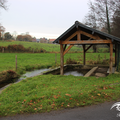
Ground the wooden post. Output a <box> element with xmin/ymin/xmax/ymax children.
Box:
<box><xmin>115</xmin><ymin>44</ymin><xmax>117</xmax><ymax>67</ymax></box>
<box><xmin>83</xmin><ymin>45</ymin><xmax>86</xmax><ymax>65</ymax></box>
<box><xmin>16</xmin><ymin>55</ymin><xmax>17</xmax><ymax>71</ymax></box>
<box><xmin>2</xmin><ymin>48</ymin><xmax>4</xmax><ymax>53</ymax></box>
<box><xmin>109</xmin><ymin>43</ymin><xmax>113</xmax><ymax>74</ymax></box>
<box><xmin>55</xmin><ymin>53</ymin><xmax>57</xmax><ymax>64</ymax></box>
<box><xmin>60</xmin><ymin>44</ymin><xmax>64</xmax><ymax>75</ymax></box>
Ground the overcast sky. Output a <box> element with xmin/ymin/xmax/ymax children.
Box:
<box><xmin>0</xmin><ymin>0</ymin><xmax>91</xmax><ymax>39</ymax></box>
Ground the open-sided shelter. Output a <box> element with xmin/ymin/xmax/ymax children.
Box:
<box><xmin>53</xmin><ymin>21</ymin><xmax>120</xmax><ymax>75</ymax></box>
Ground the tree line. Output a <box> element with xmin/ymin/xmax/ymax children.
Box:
<box><xmin>84</xmin><ymin>0</ymin><xmax>120</xmax><ymax>37</ymax></box>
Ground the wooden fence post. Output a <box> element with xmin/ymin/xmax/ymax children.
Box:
<box><xmin>2</xmin><ymin>48</ymin><xmax>4</xmax><ymax>53</ymax></box>
<box><xmin>55</xmin><ymin>53</ymin><xmax>57</xmax><ymax>64</ymax></box>
<box><xmin>16</xmin><ymin>55</ymin><xmax>17</xmax><ymax>71</ymax></box>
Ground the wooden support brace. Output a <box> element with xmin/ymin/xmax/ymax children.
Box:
<box><xmin>63</xmin><ymin>44</ymin><xmax>67</xmax><ymax>52</ymax></box>
<box><xmin>63</xmin><ymin>45</ymin><xmax>74</xmax><ymax>55</ymax></box>
<box><xmin>85</xmin><ymin>45</ymin><xmax>93</xmax><ymax>52</ymax></box>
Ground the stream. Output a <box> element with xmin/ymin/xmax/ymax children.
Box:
<box><xmin>0</xmin><ymin>68</ymin><xmax>84</xmax><ymax>92</ymax></box>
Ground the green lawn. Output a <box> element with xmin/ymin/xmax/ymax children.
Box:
<box><xmin>0</xmin><ymin>52</ymin><xmax>112</xmax><ymax>74</ymax></box>
<box><xmin>0</xmin><ymin>41</ymin><xmax>81</xmax><ymax>52</ymax></box>
<box><xmin>0</xmin><ymin>74</ymin><xmax>120</xmax><ymax>116</ymax></box>
<box><xmin>0</xmin><ymin>52</ymin><xmax>118</xmax><ymax>117</ymax></box>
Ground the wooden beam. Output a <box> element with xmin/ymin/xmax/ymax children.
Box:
<box><xmin>60</xmin><ymin>44</ymin><xmax>64</xmax><ymax>75</ymax></box>
<box><xmin>63</xmin><ymin>45</ymin><xmax>74</xmax><ymax>55</ymax></box>
<box><xmin>61</xmin><ymin>40</ymin><xmax>112</xmax><ymax>45</ymax></box>
<box><xmin>60</xmin><ymin>31</ymin><xmax>78</xmax><ymax>43</ymax></box>
<box><xmin>80</xmin><ymin>31</ymin><xmax>100</xmax><ymax>40</ymax></box>
<box><xmin>109</xmin><ymin>43</ymin><xmax>113</xmax><ymax>74</ymax></box>
<box><xmin>85</xmin><ymin>45</ymin><xmax>93</xmax><ymax>52</ymax></box>
<box><xmin>63</xmin><ymin>44</ymin><xmax>67</xmax><ymax>52</ymax></box>
<box><xmin>83</xmin><ymin>45</ymin><xmax>86</xmax><ymax>65</ymax></box>
<box><xmin>77</xmin><ymin>30</ymin><xmax>81</xmax><ymax>40</ymax></box>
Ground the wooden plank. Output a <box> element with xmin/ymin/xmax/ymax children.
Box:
<box><xmin>84</xmin><ymin>67</ymin><xmax>98</xmax><ymax>77</ymax></box>
<box><xmin>60</xmin><ymin>44</ymin><xmax>64</xmax><ymax>75</ymax></box>
<box><xmin>63</xmin><ymin>45</ymin><xmax>74</xmax><ymax>55</ymax></box>
<box><xmin>61</xmin><ymin>40</ymin><xmax>112</xmax><ymax>45</ymax></box>
<box><xmin>109</xmin><ymin>43</ymin><xmax>113</xmax><ymax>74</ymax></box>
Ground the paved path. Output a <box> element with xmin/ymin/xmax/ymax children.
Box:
<box><xmin>1</xmin><ymin>101</ymin><xmax>120</xmax><ymax>120</ymax></box>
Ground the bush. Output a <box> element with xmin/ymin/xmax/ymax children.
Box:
<box><xmin>0</xmin><ymin>44</ymin><xmax>47</xmax><ymax>53</ymax></box>
<box><xmin>66</xmin><ymin>58</ymin><xmax>78</xmax><ymax>64</ymax></box>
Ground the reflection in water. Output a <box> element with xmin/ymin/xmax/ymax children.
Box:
<box><xmin>64</xmin><ymin>71</ymin><xmax>83</xmax><ymax>76</ymax></box>
<box><xmin>16</xmin><ymin>68</ymin><xmax>49</xmax><ymax>82</ymax></box>
<box><xmin>0</xmin><ymin>68</ymin><xmax>50</xmax><ymax>90</ymax></box>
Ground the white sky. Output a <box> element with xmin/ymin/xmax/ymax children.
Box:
<box><xmin>0</xmin><ymin>0</ymin><xmax>90</xmax><ymax>39</ymax></box>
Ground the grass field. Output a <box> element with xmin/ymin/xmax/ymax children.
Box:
<box><xmin>0</xmin><ymin>41</ymin><xmax>81</xmax><ymax>52</ymax></box>
<box><xmin>0</xmin><ymin>52</ymin><xmax>112</xmax><ymax>74</ymax></box>
<box><xmin>0</xmin><ymin>74</ymin><xmax>120</xmax><ymax>116</ymax></box>
<box><xmin>0</xmin><ymin>41</ymin><xmax>118</xmax><ymax>117</ymax></box>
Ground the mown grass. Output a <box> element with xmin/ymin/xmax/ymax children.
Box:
<box><xmin>0</xmin><ymin>41</ymin><xmax>81</xmax><ymax>52</ymax></box>
<box><xmin>0</xmin><ymin>74</ymin><xmax>120</xmax><ymax>116</ymax></box>
<box><xmin>0</xmin><ymin>52</ymin><xmax>112</xmax><ymax>74</ymax></box>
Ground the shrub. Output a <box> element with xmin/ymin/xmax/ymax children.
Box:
<box><xmin>66</xmin><ymin>58</ymin><xmax>78</xmax><ymax>64</ymax></box>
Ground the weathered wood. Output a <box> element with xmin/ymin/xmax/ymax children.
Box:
<box><xmin>109</xmin><ymin>43</ymin><xmax>113</xmax><ymax>74</ymax></box>
<box><xmin>84</xmin><ymin>67</ymin><xmax>98</xmax><ymax>77</ymax></box>
<box><xmin>77</xmin><ymin>30</ymin><xmax>81</xmax><ymax>40</ymax></box>
<box><xmin>83</xmin><ymin>45</ymin><xmax>86</xmax><ymax>65</ymax></box>
<box><xmin>59</xmin><ymin>31</ymin><xmax>78</xmax><ymax>43</ymax></box>
<box><xmin>55</xmin><ymin>53</ymin><xmax>57</xmax><ymax>64</ymax></box>
<box><xmin>60</xmin><ymin>44</ymin><xmax>64</xmax><ymax>75</ymax></box>
<box><xmin>61</xmin><ymin>40</ymin><xmax>112</xmax><ymax>45</ymax></box>
<box><xmin>85</xmin><ymin>45</ymin><xmax>93</xmax><ymax>52</ymax></box>
<box><xmin>80</xmin><ymin>31</ymin><xmax>101</xmax><ymax>40</ymax></box>
<box><xmin>63</xmin><ymin>45</ymin><xmax>74</xmax><ymax>55</ymax></box>
<box><xmin>63</xmin><ymin>44</ymin><xmax>67</xmax><ymax>52</ymax></box>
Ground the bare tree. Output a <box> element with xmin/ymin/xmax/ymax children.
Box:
<box><xmin>84</xmin><ymin>0</ymin><xmax>120</xmax><ymax>34</ymax></box>
<box><xmin>0</xmin><ymin>0</ymin><xmax>7</xmax><ymax>10</ymax></box>
<box><xmin>112</xmin><ymin>9</ymin><xmax>120</xmax><ymax>38</ymax></box>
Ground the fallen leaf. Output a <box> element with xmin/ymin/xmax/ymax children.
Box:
<box><xmin>97</xmin><ymin>93</ymin><xmax>101</xmax><ymax>96</ymax></box>
<box><xmin>69</xmin><ymin>98</ymin><xmax>73</xmax><ymax>100</ymax></box>
<box><xmin>65</xmin><ymin>94</ymin><xmax>71</xmax><ymax>97</ymax></box>
<box><xmin>53</xmin><ymin>95</ymin><xmax>58</xmax><ymax>99</ymax></box>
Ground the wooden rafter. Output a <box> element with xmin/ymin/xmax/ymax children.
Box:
<box><xmin>80</xmin><ymin>31</ymin><xmax>100</xmax><ymax>40</ymax></box>
<box><xmin>61</xmin><ymin>40</ymin><xmax>112</xmax><ymax>45</ymax></box>
<box><xmin>63</xmin><ymin>45</ymin><xmax>74</xmax><ymax>55</ymax></box>
<box><xmin>60</xmin><ymin>31</ymin><xmax>78</xmax><ymax>43</ymax></box>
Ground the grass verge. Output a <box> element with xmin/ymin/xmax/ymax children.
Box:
<box><xmin>0</xmin><ymin>74</ymin><xmax>120</xmax><ymax>116</ymax></box>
